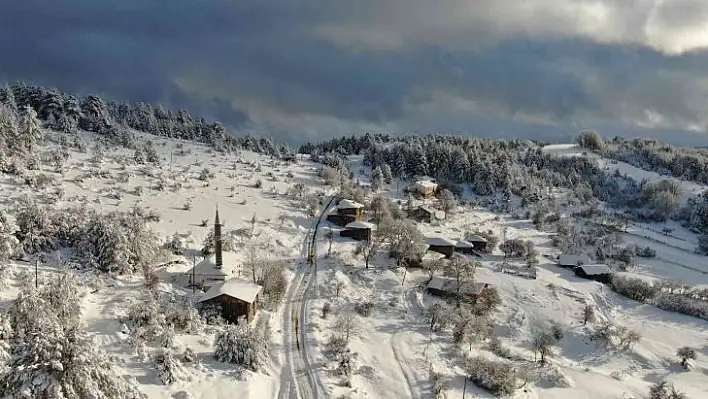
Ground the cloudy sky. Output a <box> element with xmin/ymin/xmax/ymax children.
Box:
<box><xmin>2</xmin><ymin>0</ymin><xmax>708</xmax><ymax>146</ymax></box>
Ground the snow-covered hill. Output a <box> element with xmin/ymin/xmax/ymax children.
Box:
<box><xmin>1</xmin><ymin>134</ymin><xmax>707</xmax><ymax>399</ymax></box>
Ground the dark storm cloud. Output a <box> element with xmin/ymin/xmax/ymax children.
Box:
<box><xmin>1</xmin><ymin>0</ymin><xmax>708</xmax><ymax>144</ymax></box>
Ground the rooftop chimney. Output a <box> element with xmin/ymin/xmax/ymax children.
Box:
<box><xmin>214</xmin><ymin>205</ymin><xmax>223</xmax><ymax>269</ymax></box>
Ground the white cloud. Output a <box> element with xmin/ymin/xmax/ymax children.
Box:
<box><xmin>311</xmin><ymin>0</ymin><xmax>708</xmax><ymax>55</ymax></box>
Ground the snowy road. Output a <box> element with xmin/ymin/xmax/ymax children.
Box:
<box><xmin>278</xmin><ymin>196</ymin><xmax>334</xmax><ymax>399</ymax></box>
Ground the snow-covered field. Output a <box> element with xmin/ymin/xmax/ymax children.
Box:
<box><xmin>1</xmin><ymin>136</ymin><xmax>707</xmax><ymax>398</ymax></box>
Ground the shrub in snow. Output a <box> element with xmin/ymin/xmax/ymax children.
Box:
<box><xmin>654</xmin><ymin>293</ymin><xmax>708</xmax><ymax>320</ymax></box>
<box><xmin>649</xmin><ymin>381</ymin><xmax>687</xmax><ymax>399</ymax></box>
<box><xmin>635</xmin><ymin>246</ymin><xmax>657</xmax><ymax>258</ymax></box>
<box><xmin>488</xmin><ymin>336</ymin><xmax>513</xmax><ymax>360</ymax></box>
<box><xmin>465</xmin><ymin>356</ymin><xmax>517</xmax><ymax>396</ymax></box>
<box><xmin>610</xmin><ymin>275</ymin><xmax>658</xmax><ymax>302</ymax></box>
<box><xmin>183</xmin><ymin>347</ymin><xmax>196</xmax><ymax>363</ymax></box>
<box><xmin>213</xmin><ymin>318</ymin><xmax>269</xmax><ymax>372</ymax></box>
<box><xmin>676</xmin><ymin>347</ymin><xmax>696</xmax><ymax>369</ymax></box>
<box><xmin>122</xmin><ymin>294</ymin><xmax>166</xmax><ymax>340</ymax></box>
<box><xmin>590</xmin><ymin>322</ymin><xmax>641</xmax><ymax>351</ymax></box>
<box><xmin>153</xmin><ymin>348</ymin><xmax>182</xmax><ymax>385</ymax></box>
<box><xmin>322</xmin><ymin>302</ymin><xmax>332</xmax><ymax>319</ymax></box>
<box><xmin>0</xmin><ymin>325</ymin><xmax>146</xmax><ymax>398</ymax></box>
<box><xmin>354</xmin><ymin>300</ymin><xmax>374</xmax><ymax>317</ymax></box>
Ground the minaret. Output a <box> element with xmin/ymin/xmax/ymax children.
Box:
<box><xmin>214</xmin><ymin>205</ymin><xmax>223</xmax><ymax>269</ymax></box>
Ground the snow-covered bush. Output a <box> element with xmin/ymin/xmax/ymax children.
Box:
<box><xmin>610</xmin><ymin>275</ymin><xmax>658</xmax><ymax>302</ymax></box>
<box><xmin>160</xmin><ymin>324</ymin><xmax>175</xmax><ymax>348</ymax></box>
<box><xmin>183</xmin><ymin>346</ymin><xmax>196</xmax><ymax>363</ymax></box>
<box><xmin>649</xmin><ymin>381</ymin><xmax>687</xmax><ymax>399</ymax></box>
<box><xmin>465</xmin><ymin>356</ymin><xmax>517</xmax><ymax>396</ymax></box>
<box><xmin>354</xmin><ymin>300</ymin><xmax>374</xmax><ymax>317</ymax></box>
<box><xmin>1</xmin><ymin>320</ymin><xmax>145</xmax><ymax>398</ymax></box>
<box><xmin>153</xmin><ymin>348</ymin><xmax>182</xmax><ymax>385</ymax></box>
<box><xmin>654</xmin><ymin>293</ymin><xmax>708</xmax><ymax>320</ymax></box>
<box><xmin>259</xmin><ymin>264</ymin><xmax>287</xmax><ymax>310</ymax></box>
<box><xmin>213</xmin><ymin>318</ymin><xmax>269</xmax><ymax>372</ymax></box>
<box><xmin>122</xmin><ymin>294</ymin><xmax>166</xmax><ymax>341</ymax></box>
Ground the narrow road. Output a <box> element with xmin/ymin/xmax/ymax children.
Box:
<box><xmin>278</xmin><ymin>196</ymin><xmax>335</xmax><ymax>399</ymax></box>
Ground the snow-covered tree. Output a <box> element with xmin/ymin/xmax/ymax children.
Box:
<box><xmin>371</xmin><ymin>166</ymin><xmax>384</xmax><ymax>192</ymax></box>
<box><xmin>0</xmin><ymin>325</ymin><xmax>146</xmax><ymax>398</ymax></box>
<box><xmin>213</xmin><ymin>317</ymin><xmax>269</xmax><ymax>372</ymax></box>
<box><xmin>676</xmin><ymin>347</ymin><xmax>696</xmax><ymax>369</ymax></box>
<box><xmin>18</xmin><ymin>105</ymin><xmax>43</xmax><ymax>153</ymax></box>
<box><xmin>0</xmin><ymin>211</ymin><xmax>19</xmax><ymax>262</ymax></box>
<box><xmin>153</xmin><ymin>348</ymin><xmax>182</xmax><ymax>385</ymax></box>
<box><xmin>438</xmin><ymin>189</ymin><xmax>456</xmax><ymax>218</ymax></box>
<box><xmin>649</xmin><ymin>381</ymin><xmax>687</xmax><ymax>399</ymax></box>
<box><xmin>353</xmin><ymin>238</ymin><xmax>378</xmax><ymax>269</ymax></box>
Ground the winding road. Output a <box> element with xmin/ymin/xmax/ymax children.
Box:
<box><xmin>278</xmin><ymin>196</ymin><xmax>335</xmax><ymax>399</ymax></box>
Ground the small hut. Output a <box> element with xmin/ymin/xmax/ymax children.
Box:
<box><xmin>573</xmin><ymin>264</ymin><xmax>612</xmax><ymax>284</ymax></box>
<box><xmin>340</xmin><ymin>221</ymin><xmax>374</xmax><ymax>241</ymax></box>
<box><xmin>424</xmin><ymin>237</ymin><xmax>456</xmax><ymax>258</ymax></box>
<box><xmin>464</xmin><ymin>234</ymin><xmax>488</xmax><ymax>252</ymax></box>
<box><xmin>559</xmin><ymin>254</ymin><xmax>592</xmax><ymax>268</ymax></box>
<box><xmin>454</xmin><ymin>240</ymin><xmax>477</xmax><ymax>255</ymax></box>
<box><xmin>326</xmin><ymin>199</ymin><xmax>365</xmax><ymax>226</ymax></box>
<box><xmin>197</xmin><ymin>278</ymin><xmax>263</xmax><ymax>324</ymax></box>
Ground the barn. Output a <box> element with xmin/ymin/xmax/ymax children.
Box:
<box><xmin>340</xmin><ymin>221</ymin><xmax>374</xmax><ymax>241</ymax></box>
<box><xmin>427</xmin><ymin>276</ymin><xmax>489</xmax><ymax>300</ymax></box>
<box><xmin>559</xmin><ymin>254</ymin><xmax>592</xmax><ymax>268</ymax></box>
<box><xmin>424</xmin><ymin>237</ymin><xmax>456</xmax><ymax>258</ymax></box>
<box><xmin>464</xmin><ymin>234</ymin><xmax>488</xmax><ymax>252</ymax></box>
<box><xmin>197</xmin><ymin>278</ymin><xmax>263</xmax><ymax>324</ymax></box>
<box><xmin>454</xmin><ymin>240</ymin><xmax>478</xmax><ymax>255</ymax></box>
<box><xmin>573</xmin><ymin>264</ymin><xmax>612</xmax><ymax>284</ymax></box>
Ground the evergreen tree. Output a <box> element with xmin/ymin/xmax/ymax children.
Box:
<box><xmin>18</xmin><ymin>105</ymin><xmax>43</xmax><ymax>153</ymax></box>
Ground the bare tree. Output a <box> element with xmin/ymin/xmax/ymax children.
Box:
<box><xmin>438</xmin><ymin>189</ymin><xmax>456</xmax><ymax>218</ymax></box>
<box><xmin>324</xmin><ymin>228</ymin><xmax>335</xmax><ymax>258</ymax></box>
<box><xmin>243</xmin><ymin>239</ymin><xmax>264</xmax><ymax>283</ymax></box>
<box><xmin>354</xmin><ymin>238</ymin><xmax>379</xmax><ymax>269</ymax></box>
<box><xmin>425</xmin><ymin>303</ymin><xmax>446</xmax><ymax>332</ymax></box>
<box><xmin>378</xmin><ymin>217</ymin><xmax>423</xmax><ymax>269</ymax></box>
<box><xmin>367</xmin><ymin>196</ymin><xmax>391</xmax><ymax>226</ymax></box>
<box><xmin>334</xmin><ymin>313</ymin><xmax>358</xmax><ymax>344</ymax></box>
<box><xmin>532</xmin><ymin>331</ymin><xmax>557</xmax><ymax>364</ymax></box>
<box><xmin>422</xmin><ymin>257</ymin><xmax>444</xmax><ymax>284</ymax></box>
<box><xmin>444</xmin><ymin>254</ymin><xmax>477</xmax><ymax>304</ymax></box>
<box><xmin>250</xmin><ymin>213</ymin><xmax>257</xmax><ymax>233</ymax></box>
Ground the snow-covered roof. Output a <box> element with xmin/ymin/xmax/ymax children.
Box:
<box><xmin>454</xmin><ymin>240</ymin><xmax>475</xmax><ymax>248</ymax></box>
<box><xmin>559</xmin><ymin>254</ymin><xmax>591</xmax><ymax>266</ymax></box>
<box><xmin>197</xmin><ymin>278</ymin><xmax>262</xmax><ymax>304</ymax></box>
<box><xmin>427</xmin><ymin>277</ymin><xmax>488</xmax><ymax>295</ymax></box>
<box><xmin>186</xmin><ymin>251</ymin><xmax>241</xmax><ymax>279</ymax></box>
<box><xmin>345</xmin><ymin>221</ymin><xmax>374</xmax><ymax>230</ymax></box>
<box><xmin>424</xmin><ymin>237</ymin><xmax>455</xmax><ymax>247</ymax></box>
<box><xmin>465</xmin><ymin>234</ymin><xmax>488</xmax><ymax>243</ymax></box>
<box><xmin>412</xmin><ymin>181</ymin><xmax>438</xmax><ymax>189</ymax></box>
<box><xmin>575</xmin><ymin>264</ymin><xmax>611</xmax><ymax>275</ymax></box>
<box><xmin>337</xmin><ymin>199</ymin><xmax>364</xmax><ymax>209</ymax></box>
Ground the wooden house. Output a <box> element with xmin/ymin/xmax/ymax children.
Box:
<box><xmin>197</xmin><ymin>278</ymin><xmax>263</xmax><ymax>324</ymax></box>
<box><xmin>427</xmin><ymin>276</ymin><xmax>489</xmax><ymax>300</ymax></box>
<box><xmin>424</xmin><ymin>237</ymin><xmax>456</xmax><ymax>258</ymax></box>
<box><xmin>454</xmin><ymin>240</ymin><xmax>478</xmax><ymax>255</ymax></box>
<box><xmin>326</xmin><ymin>199</ymin><xmax>365</xmax><ymax>226</ymax></box>
<box><xmin>573</xmin><ymin>264</ymin><xmax>612</xmax><ymax>284</ymax></box>
<box><xmin>464</xmin><ymin>234</ymin><xmax>488</xmax><ymax>252</ymax></box>
<box><xmin>559</xmin><ymin>254</ymin><xmax>592</xmax><ymax>268</ymax></box>
<box><xmin>340</xmin><ymin>221</ymin><xmax>374</xmax><ymax>241</ymax></box>
<box><xmin>408</xmin><ymin>205</ymin><xmax>445</xmax><ymax>224</ymax></box>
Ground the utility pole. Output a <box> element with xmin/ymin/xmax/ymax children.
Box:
<box><xmin>35</xmin><ymin>259</ymin><xmax>39</xmax><ymax>289</ymax></box>
<box><xmin>462</xmin><ymin>376</ymin><xmax>468</xmax><ymax>398</ymax></box>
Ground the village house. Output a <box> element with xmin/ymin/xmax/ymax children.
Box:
<box><xmin>559</xmin><ymin>254</ymin><xmax>592</xmax><ymax>268</ymax></box>
<box><xmin>454</xmin><ymin>240</ymin><xmax>479</xmax><ymax>256</ymax></box>
<box><xmin>464</xmin><ymin>234</ymin><xmax>488</xmax><ymax>252</ymax></box>
<box><xmin>406</xmin><ymin>179</ymin><xmax>438</xmax><ymax>198</ymax></box>
<box><xmin>427</xmin><ymin>276</ymin><xmax>490</xmax><ymax>300</ymax></box>
<box><xmin>424</xmin><ymin>237</ymin><xmax>456</xmax><ymax>258</ymax></box>
<box><xmin>408</xmin><ymin>205</ymin><xmax>444</xmax><ymax>224</ymax></box>
<box><xmin>197</xmin><ymin>278</ymin><xmax>262</xmax><ymax>324</ymax></box>
<box><xmin>574</xmin><ymin>264</ymin><xmax>612</xmax><ymax>284</ymax></box>
<box><xmin>340</xmin><ymin>221</ymin><xmax>374</xmax><ymax>241</ymax></box>
<box><xmin>326</xmin><ymin>199</ymin><xmax>365</xmax><ymax>227</ymax></box>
